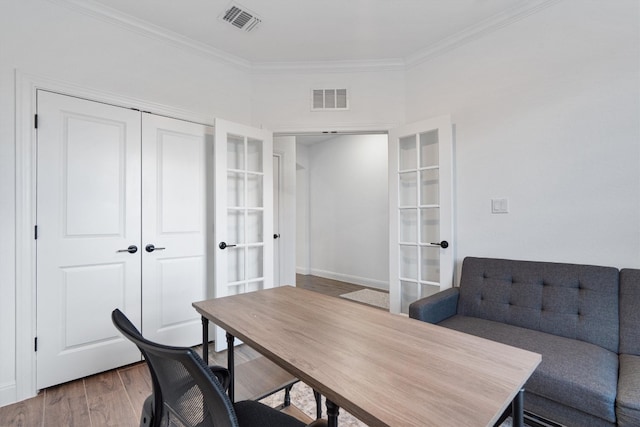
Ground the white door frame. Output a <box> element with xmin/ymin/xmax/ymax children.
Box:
<box><xmin>14</xmin><ymin>70</ymin><xmax>213</xmax><ymax>402</ymax></box>
<box><xmin>273</xmin><ymin>151</ymin><xmax>284</xmax><ymax>286</ymax></box>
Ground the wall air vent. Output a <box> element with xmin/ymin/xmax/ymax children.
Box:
<box><xmin>220</xmin><ymin>3</ymin><xmax>262</xmax><ymax>32</ymax></box>
<box><xmin>312</xmin><ymin>89</ymin><xmax>349</xmax><ymax>111</ymax></box>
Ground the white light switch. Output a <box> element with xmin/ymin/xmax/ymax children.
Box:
<box><xmin>491</xmin><ymin>198</ymin><xmax>509</xmax><ymax>214</ymax></box>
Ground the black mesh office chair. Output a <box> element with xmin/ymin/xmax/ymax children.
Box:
<box><xmin>112</xmin><ymin>309</ymin><xmax>326</xmax><ymax>427</ymax></box>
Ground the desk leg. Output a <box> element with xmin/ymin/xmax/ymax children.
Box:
<box><xmin>326</xmin><ymin>399</ymin><xmax>339</xmax><ymax>427</ymax></box>
<box><xmin>226</xmin><ymin>332</ymin><xmax>235</xmax><ymax>403</ymax></box>
<box><xmin>201</xmin><ymin>316</ymin><xmax>209</xmax><ymax>363</ymax></box>
<box><xmin>512</xmin><ymin>388</ymin><xmax>524</xmax><ymax>427</ymax></box>
<box><xmin>313</xmin><ymin>390</ymin><xmax>322</xmax><ymax>419</ymax></box>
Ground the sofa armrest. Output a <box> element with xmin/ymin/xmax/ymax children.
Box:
<box><xmin>409</xmin><ymin>287</ymin><xmax>460</xmax><ymax>324</ymax></box>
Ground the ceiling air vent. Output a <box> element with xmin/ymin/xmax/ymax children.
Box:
<box><xmin>312</xmin><ymin>89</ymin><xmax>349</xmax><ymax>111</ymax></box>
<box><xmin>220</xmin><ymin>3</ymin><xmax>262</xmax><ymax>32</ymax></box>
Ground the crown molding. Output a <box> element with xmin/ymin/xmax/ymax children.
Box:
<box><xmin>47</xmin><ymin>0</ymin><xmax>251</xmax><ymax>70</ymax></box>
<box><xmin>251</xmin><ymin>58</ymin><xmax>405</xmax><ymax>75</ymax></box>
<box><xmin>48</xmin><ymin>0</ymin><xmax>562</xmax><ymax>74</ymax></box>
<box><xmin>405</xmin><ymin>0</ymin><xmax>563</xmax><ymax>68</ymax></box>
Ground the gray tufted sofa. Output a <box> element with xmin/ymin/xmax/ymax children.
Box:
<box><xmin>409</xmin><ymin>257</ymin><xmax>640</xmax><ymax>427</ymax></box>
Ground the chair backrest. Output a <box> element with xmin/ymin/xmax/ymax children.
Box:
<box><xmin>112</xmin><ymin>309</ymin><xmax>239</xmax><ymax>427</ymax></box>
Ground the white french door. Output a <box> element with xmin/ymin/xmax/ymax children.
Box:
<box><xmin>214</xmin><ymin>118</ymin><xmax>273</xmax><ymax>351</ymax></box>
<box><xmin>36</xmin><ymin>91</ymin><xmax>212</xmax><ymax>388</ymax></box>
<box><xmin>36</xmin><ymin>91</ymin><xmax>143</xmax><ymax>389</ymax></box>
<box><xmin>141</xmin><ymin>113</ymin><xmax>212</xmax><ymax>346</ymax></box>
<box><xmin>389</xmin><ymin>116</ymin><xmax>454</xmax><ymax>315</ymax></box>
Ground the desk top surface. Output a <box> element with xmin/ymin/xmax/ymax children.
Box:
<box><xmin>193</xmin><ymin>286</ymin><xmax>540</xmax><ymax>427</ymax></box>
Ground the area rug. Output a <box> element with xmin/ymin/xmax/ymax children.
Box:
<box><xmin>339</xmin><ymin>289</ymin><xmax>389</xmax><ymax>310</ymax></box>
<box><xmin>260</xmin><ymin>381</ymin><xmax>521</xmax><ymax>426</ymax></box>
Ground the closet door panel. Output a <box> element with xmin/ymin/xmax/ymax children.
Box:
<box><xmin>36</xmin><ymin>91</ymin><xmax>142</xmax><ymax>389</ymax></box>
<box><xmin>141</xmin><ymin>113</ymin><xmax>212</xmax><ymax>346</ymax></box>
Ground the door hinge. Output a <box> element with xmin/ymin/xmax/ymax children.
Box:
<box><xmin>34</xmin><ymin>337</ymin><xmax>38</xmax><ymax>352</ymax></box>
<box><xmin>34</xmin><ymin>114</ymin><xmax>38</xmax><ymax>129</ymax></box>
<box><xmin>34</xmin><ymin>225</ymin><xmax>38</xmax><ymax>240</ymax></box>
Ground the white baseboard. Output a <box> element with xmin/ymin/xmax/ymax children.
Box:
<box><xmin>309</xmin><ymin>268</ymin><xmax>388</xmax><ymax>291</ymax></box>
<box><xmin>0</xmin><ymin>381</ymin><xmax>17</xmax><ymax>408</ymax></box>
<box><xmin>296</xmin><ymin>266</ymin><xmax>311</xmax><ymax>275</ymax></box>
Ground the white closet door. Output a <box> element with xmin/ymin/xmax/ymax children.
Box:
<box><xmin>389</xmin><ymin>116</ymin><xmax>454</xmax><ymax>315</ymax></box>
<box><xmin>36</xmin><ymin>91</ymin><xmax>142</xmax><ymax>389</ymax></box>
<box><xmin>214</xmin><ymin>118</ymin><xmax>273</xmax><ymax>351</ymax></box>
<box><xmin>141</xmin><ymin>113</ymin><xmax>212</xmax><ymax>346</ymax></box>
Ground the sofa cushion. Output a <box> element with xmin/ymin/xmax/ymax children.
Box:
<box><xmin>457</xmin><ymin>257</ymin><xmax>620</xmax><ymax>352</ymax></box>
<box><xmin>617</xmin><ymin>354</ymin><xmax>640</xmax><ymax>427</ymax></box>
<box><xmin>439</xmin><ymin>315</ymin><xmax>619</xmax><ymax>423</ymax></box>
<box><xmin>619</xmin><ymin>269</ymin><xmax>640</xmax><ymax>355</ymax></box>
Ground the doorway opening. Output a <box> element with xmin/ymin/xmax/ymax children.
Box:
<box><xmin>292</xmin><ymin>132</ymin><xmax>390</xmax><ymax>295</ymax></box>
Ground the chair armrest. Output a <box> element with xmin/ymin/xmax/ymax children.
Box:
<box><xmin>208</xmin><ymin>365</ymin><xmax>231</xmax><ymax>391</ymax></box>
<box><xmin>409</xmin><ymin>287</ymin><xmax>460</xmax><ymax>324</ymax></box>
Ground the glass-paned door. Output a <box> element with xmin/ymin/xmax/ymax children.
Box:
<box><xmin>214</xmin><ymin>119</ymin><xmax>273</xmax><ymax>351</ymax></box>
<box><xmin>389</xmin><ymin>116</ymin><xmax>453</xmax><ymax>314</ymax></box>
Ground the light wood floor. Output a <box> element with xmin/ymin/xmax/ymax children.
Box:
<box><xmin>295</xmin><ymin>274</ymin><xmax>375</xmax><ymax>297</ymax></box>
<box><xmin>0</xmin><ymin>276</ymin><xmax>370</xmax><ymax>426</ymax></box>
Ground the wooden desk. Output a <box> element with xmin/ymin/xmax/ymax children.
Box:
<box><xmin>193</xmin><ymin>286</ymin><xmax>540</xmax><ymax>427</ymax></box>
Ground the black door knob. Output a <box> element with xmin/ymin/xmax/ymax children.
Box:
<box><xmin>218</xmin><ymin>242</ymin><xmax>237</xmax><ymax>250</ymax></box>
<box><xmin>273</xmin><ymin>234</ymin><xmax>280</xmax><ymax>239</ymax></box>
<box><xmin>145</xmin><ymin>244</ymin><xmax>166</xmax><ymax>253</ymax></box>
<box><xmin>430</xmin><ymin>240</ymin><xmax>449</xmax><ymax>249</ymax></box>
<box><xmin>117</xmin><ymin>245</ymin><xmax>138</xmax><ymax>254</ymax></box>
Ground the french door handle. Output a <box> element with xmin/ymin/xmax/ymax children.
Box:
<box><xmin>430</xmin><ymin>240</ymin><xmax>449</xmax><ymax>249</ymax></box>
<box><xmin>273</xmin><ymin>234</ymin><xmax>280</xmax><ymax>239</ymax></box>
<box><xmin>145</xmin><ymin>244</ymin><xmax>166</xmax><ymax>253</ymax></box>
<box><xmin>218</xmin><ymin>242</ymin><xmax>237</xmax><ymax>250</ymax></box>
<box><xmin>117</xmin><ymin>245</ymin><xmax>138</xmax><ymax>254</ymax></box>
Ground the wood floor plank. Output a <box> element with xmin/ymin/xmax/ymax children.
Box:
<box><xmin>296</xmin><ymin>274</ymin><xmax>368</xmax><ymax>297</ymax></box>
<box><xmin>84</xmin><ymin>370</ymin><xmax>137</xmax><ymax>427</ymax></box>
<box><xmin>281</xmin><ymin>405</ymin><xmax>314</xmax><ymax>424</ymax></box>
<box><xmin>203</xmin><ymin>341</ymin><xmax>263</xmax><ymax>366</ymax></box>
<box><xmin>234</xmin><ymin>356</ymin><xmax>297</xmax><ymax>401</ymax></box>
<box><xmin>0</xmin><ymin>392</ymin><xmax>44</xmax><ymax>427</ymax></box>
<box><xmin>118</xmin><ymin>363</ymin><xmax>152</xmax><ymax>419</ymax></box>
<box><xmin>43</xmin><ymin>379</ymin><xmax>90</xmax><ymax>427</ymax></box>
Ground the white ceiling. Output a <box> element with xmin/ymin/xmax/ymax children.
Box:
<box><xmin>77</xmin><ymin>0</ymin><xmax>555</xmax><ymax>65</ymax></box>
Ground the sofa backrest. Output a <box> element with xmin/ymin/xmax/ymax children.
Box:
<box><xmin>619</xmin><ymin>269</ymin><xmax>640</xmax><ymax>355</ymax></box>
<box><xmin>458</xmin><ymin>257</ymin><xmax>619</xmax><ymax>353</ymax></box>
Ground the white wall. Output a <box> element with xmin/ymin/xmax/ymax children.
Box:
<box><xmin>406</xmin><ymin>0</ymin><xmax>640</xmax><ymax>274</ymax></box>
<box><xmin>0</xmin><ymin>0</ymin><xmax>252</xmax><ymax>405</ymax></box>
<box><xmin>251</xmin><ymin>67</ymin><xmax>405</xmax><ymax>131</ymax></box>
<box><xmin>303</xmin><ymin>135</ymin><xmax>389</xmax><ymax>289</ymax></box>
